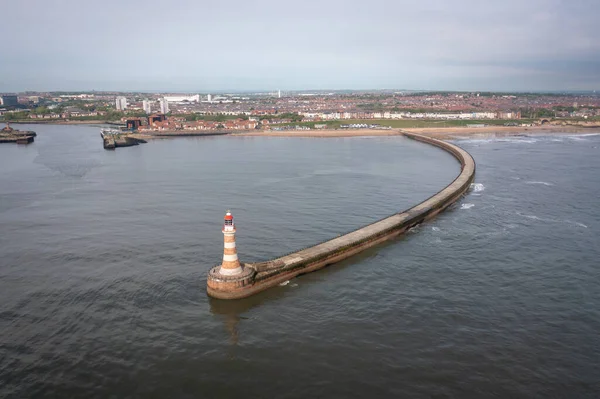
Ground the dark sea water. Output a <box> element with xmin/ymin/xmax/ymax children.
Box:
<box><xmin>1</xmin><ymin>125</ymin><xmax>599</xmax><ymax>398</ymax></box>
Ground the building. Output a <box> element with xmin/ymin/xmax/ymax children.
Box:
<box><xmin>115</xmin><ymin>96</ymin><xmax>127</xmax><ymax>111</ymax></box>
<box><xmin>163</xmin><ymin>94</ymin><xmax>200</xmax><ymax>103</ymax></box>
<box><xmin>142</xmin><ymin>100</ymin><xmax>152</xmax><ymax>114</ymax></box>
<box><xmin>149</xmin><ymin>113</ymin><xmax>166</xmax><ymax>125</ymax></box>
<box><xmin>0</xmin><ymin>95</ymin><xmax>18</xmax><ymax>106</ymax></box>
<box><xmin>159</xmin><ymin>98</ymin><xmax>169</xmax><ymax>114</ymax></box>
<box><xmin>207</xmin><ymin>94</ymin><xmax>212</xmax><ymax>103</ymax></box>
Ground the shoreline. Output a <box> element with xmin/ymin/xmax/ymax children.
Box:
<box><xmin>9</xmin><ymin>120</ymin><xmax>600</xmax><ymax>140</ymax></box>
<box><xmin>240</xmin><ymin>125</ymin><xmax>600</xmax><ymax>139</ymax></box>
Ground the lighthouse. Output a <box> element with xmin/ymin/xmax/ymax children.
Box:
<box><xmin>207</xmin><ymin>210</ymin><xmax>255</xmax><ymax>298</ymax></box>
<box><xmin>219</xmin><ymin>210</ymin><xmax>243</xmax><ymax>275</ymax></box>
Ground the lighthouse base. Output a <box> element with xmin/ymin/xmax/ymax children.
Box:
<box><xmin>207</xmin><ymin>264</ymin><xmax>256</xmax><ymax>298</ymax></box>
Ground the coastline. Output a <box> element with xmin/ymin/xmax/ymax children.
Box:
<box><xmin>9</xmin><ymin>120</ymin><xmax>600</xmax><ymax>140</ymax></box>
<box><xmin>240</xmin><ymin>125</ymin><xmax>600</xmax><ymax>139</ymax></box>
<box><xmin>242</xmin><ymin>129</ymin><xmax>404</xmax><ymax>138</ymax></box>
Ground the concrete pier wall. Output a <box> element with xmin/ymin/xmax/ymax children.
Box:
<box><xmin>207</xmin><ymin>132</ymin><xmax>476</xmax><ymax>299</ymax></box>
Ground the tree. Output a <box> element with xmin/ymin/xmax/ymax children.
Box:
<box><xmin>33</xmin><ymin>106</ymin><xmax>50</xmax><ymax>115</ymax></box>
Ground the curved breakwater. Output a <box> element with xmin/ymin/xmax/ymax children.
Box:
<box><xmin>207</xmin><ymin>132</ymin><xmax>476</xmax><ymax>299</ymax></box>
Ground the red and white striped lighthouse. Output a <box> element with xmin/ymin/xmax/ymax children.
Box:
<box><xmin>219</xmin><ymin>210</ymin><xmax>242</xmax><ymax>276</ymax></box>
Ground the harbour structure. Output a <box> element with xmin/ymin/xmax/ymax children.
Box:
<box><xmin>100</xmin><ymin>128</ymin><xmax>146</xmax><ymax>150</ymax></box>
<box><xmin>0</xmin><ymin>122</ymin><xmax>36</xmax><ymax>144</ymax></box>
<box><xmin>208</xmin><ymin>211</ymin><xmax>255</xmax><ymax>291</ymax></box>
<box><xmin>207</xmin><ymin>132</ymin><xmax>476</xmax><ymax>299</ymax></box>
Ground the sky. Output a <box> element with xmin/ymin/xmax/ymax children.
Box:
<box><xmin>1</xmin><ymin>0</ymin><xmax>599</xmax><ymax>92</ymax></box>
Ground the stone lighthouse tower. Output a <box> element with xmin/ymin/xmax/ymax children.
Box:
<box><xmin>220</xmin><ymin>210</ymin><xmax>242</xmax><ymax>275</ymax></box>
<box><xmin>207</xmin><ymin>210</ymin><xmax>255</xmax><ymax>298</ymax></box>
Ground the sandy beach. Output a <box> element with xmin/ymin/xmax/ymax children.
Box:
<box><xmin>240</xmin><ymin>125</ymin><xmax>600</xmax><ymax>140</ymax></box>
<box><xmin>242</xmin><ymin>129</ymin><xmax>404</xmax><ymax>138</ymax></box>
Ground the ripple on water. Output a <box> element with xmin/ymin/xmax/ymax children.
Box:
<box><xmin>1</xmin><ymin>127</ymin><xmax>600</xmax><ymax>397</ymax></box>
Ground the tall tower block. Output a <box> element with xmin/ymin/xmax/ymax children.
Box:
<box><xmin>207</xmin><ymin>210</ymin><xmax>256</xmax><ymax>298</ymax></box>
<box><xmin>220</xmin><ymin>211</ymin><xmax>242</xmax><ymax>275</ymax></box>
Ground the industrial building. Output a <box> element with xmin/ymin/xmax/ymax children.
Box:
<box><xmin>0</xmin><ymin>95</ymin><xmax>18</xmax><ymax>106</ymax></box>
<box><xmin>163</xmin><ymin>94</ymin><xmax>200</xmax><ymax>103</ymax></box>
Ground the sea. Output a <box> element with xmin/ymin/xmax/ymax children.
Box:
<box><xmin>1</xmin><ymin>124</ymin><xmax>599</xmax><ymax>398</ymax></box>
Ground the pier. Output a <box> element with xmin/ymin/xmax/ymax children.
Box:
<box><xmin>101</xmin><ymin>129</ymin><xmax>146</xmax><ymax>150</ymax></box>
<box><xmin>207</xmin><ymin>132</ymin><xmax>476</xmax><ymax>299</ymax></box>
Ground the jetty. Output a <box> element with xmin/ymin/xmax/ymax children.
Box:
<box><xmin>207</xmin><ymin>132</ymin><xmax>476</xmax><ymax>299</ymax></box>
<box><xmin>101</xmin><ymin>128</ymin><xmax>146</xmax><ymax>150</ymax></box>
<box><xmin>0</xmin><ymin>122</ymin><xmax>36</xmax><ymax>144</ymax></box>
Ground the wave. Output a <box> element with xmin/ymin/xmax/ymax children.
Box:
<box><xmin>517</xmin><ymin>212</ymin><xmax>588</xmax><ymax>229</ymax></box>
<box><xmin>525</xmin><ymin>181</ymin><xmax>554</xmax><ymax>186</ymax></box>
<box><xmin>520</xmin><ymin>213</ymin><xmax>542</xmax><ymax>221</ymax></box>
<box><xmin>470</xmin><ymin>183</ymin><xmax>485</xmax><ymax>193</ymax></box>
<box><xmin>432</xmin><ymin>227</ymin><xmax>440</xmax><ymax>231</ymax></box>
<box><xmin>458</xmin><ymin>133</ymin><xmax>599</xmax><ymax>146</ymax></box>
<box><xmin>279</xmin><ymin>280</ymin><xmax>290</xmax><ymax>286</ymax></box>
<box><xmin>567</xmin><ymin>220</ymin><xmax>588</xmax><ymax>228</ymax></box>
<box><xmin>461</xmin><ymin>203</ymin><xmax>474</xmax><ymax>210</ymax></box>
<box><xmin>458</xmin><ymin>137</ymin><xmax>538</xmax><ymax>145</ymax></box>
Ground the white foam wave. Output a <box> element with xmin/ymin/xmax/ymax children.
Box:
<box><xmin>461</xmin><ymin>203</ymin><xmax>474</xmax><ymax>210</ymax></box>
<box><xmin>456</xmin><ymin>138</ymin><xmax>496</xmax><ymax>144</ymax></box>
<box><xmin>471</xmin><ymin>183</ymin><xmax>485</xmax><ymax>192</ymax></box>
<box><xmin>567</xmin><ymin>136</ymin><xmax>588</xmax><ymax>141</ymax></box>
<box><xmin>525</xmin><ymin>181</ymin><xmax>554</xmax><ymax>186</ymax></box>
<box><xmin>279</xmin><ymin>280</ymin><xmax>290</xmax><ymax>286</ymax></box>
<box><xmin>567</xmin><ymin>220</ymin><xmax>588</xmax><ymax>228</ymax></box>
<box><xmin>497</xmin><ymin>138</ymin><xmax>538</xmax><ymax>144</ymax></box>
<box><xmin>517</xmin><ymin>213</ymin><xmax>588</xmax><ymax>228</ymax></box>
<box><xmin>432</xmin><ymin>227</ymin><xmax>440</xmax><ymax>231</ymax></box>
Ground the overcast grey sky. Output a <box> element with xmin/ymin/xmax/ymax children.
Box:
<box><xmin>1</xmin><ymin>0</ymin><xmax>599</xmax><ymax>92</ymax></box>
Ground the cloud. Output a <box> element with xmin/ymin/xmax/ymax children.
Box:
<box><xmin>1</xmin><ymin>0</ymin><xmax>599</xmax><ymax>91</ymax></box>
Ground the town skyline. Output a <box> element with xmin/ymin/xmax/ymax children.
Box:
<box><xmin>2</xmin><ymin>0</ymin><xmax>600</xmax><ymax>92</ymax></box>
